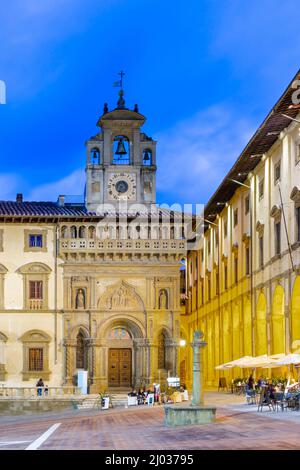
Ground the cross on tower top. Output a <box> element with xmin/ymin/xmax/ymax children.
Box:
<box><xmin>118</xmin><ymin>70</ymin><xmax>125</xmax><ymax>89</ymax></box>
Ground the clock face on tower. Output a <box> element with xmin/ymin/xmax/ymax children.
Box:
<box><xmin>107</xmin><ymin>173</ymin><xmax>137</xmax><ymax>200</ymax></box>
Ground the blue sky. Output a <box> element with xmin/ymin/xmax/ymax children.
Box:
<box><xmin>0</xmin><ymin>0</ymin><xmax>300</xmax><ymax>206</ymax></box>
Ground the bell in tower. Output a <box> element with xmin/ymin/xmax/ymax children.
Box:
<box><xmin>115</xmin><ymin>138</ymin><xmax>127</xmax><ymax>155</ymax></box>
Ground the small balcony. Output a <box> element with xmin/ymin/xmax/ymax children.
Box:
<box><xmin>29</xmin><ymin>299</ymin><xmax>44</xmax><ymax>310</ymax></box>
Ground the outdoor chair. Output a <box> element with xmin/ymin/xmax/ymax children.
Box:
<box><xmin>257</xmin><ymin>388</ymin><xmax>275</xmax><ymax>412</ymax></box>
<box><xmin>273</xmin><ymin>392</ymin><xmax>288</xmax><ymax>412</ymax></box>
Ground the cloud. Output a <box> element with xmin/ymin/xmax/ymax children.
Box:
<box><xmin>13</xmin><ymin>104</ymin><xmax>254</xmax><ymax>205</ymax></box>
<box><xmin>155</xmin><ymin>104</ymin><xmax>255</xmax><ymax>205</ymax></box>
<box><xmin>27</xmin><ymin>169</ymin><xmax>85</xmax><ymax>201</ymax></box>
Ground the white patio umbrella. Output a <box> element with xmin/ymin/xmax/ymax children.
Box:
<box><xmin>237</xmin><ymin>354</ymin><xmax>270</xmax><ymax>368</ymax></box>
<box><xmin>215</xmin><ymin>356</ymin><xmax>254</xmax><ymax>370</ymax></box>
<box><xmin>265</xmin><ymin>353</ymin><xmax>300</xmax><ymax>368</ymax></box>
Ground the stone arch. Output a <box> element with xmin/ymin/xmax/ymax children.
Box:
<box><xmin>271</xmin><ymin>284</ymin><xmax>285</xmax><ymax>355</ymax></box>
<box><xmin>70</xmin><ymin>324</ymin><xmax>89</xmax><ymax>340</ymax></box>
<box><xmin>291</xmin><ymin>276</ymin><xmax>300</xmax><ymax>350</ymax></box>
<box><xmin>100</xmin><ymin>315</ymin><xmax>146</xmax><ymax>339</ymax></box>
<box><xmin>256</xmin><ymin>292</ymin><xmax>267</xmax><ymax>355</ymax></box>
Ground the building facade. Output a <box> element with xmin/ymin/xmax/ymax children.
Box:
<box><xmin>183</xmin><ymin>71</ymin><xmax>300</xmax><ymax>388</ymax></box>
<box><xmin>0</xmin><ymin>90</ymin><xmax>186</xmax><ymax>392</ymax></box>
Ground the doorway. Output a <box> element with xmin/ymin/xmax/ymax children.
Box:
<box><xmin>108</xmin><ymin>348</ymin><xmax>132</xmax><ymax>387</ymax></box>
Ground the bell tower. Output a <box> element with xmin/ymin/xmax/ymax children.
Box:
<box><xmin>85</xmin><ymin>83</ymin><xmax>157</xmax><ymax>212</ymax></box>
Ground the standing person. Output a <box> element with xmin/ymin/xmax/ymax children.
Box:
<box><xmin>36</xmin><ymin>378</ymin><xmax>44</xmax><ymax>397</ymax></box>
<box><xmin>247</xmin><ymin>374</ymin><xmax>254</xmax><ymax>390</ymax></box>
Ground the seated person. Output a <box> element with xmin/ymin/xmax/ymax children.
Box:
<box><xmin>128</xmin><ymin>388</ymin><xmax>137</xmax><ymax>397</ymax></box>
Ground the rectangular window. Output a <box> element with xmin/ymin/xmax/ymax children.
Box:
<box><xmin>274</xmin><ymin>162</ymin><xmax>281</xmax><ymax>184</ymax></box>
<box><xmin>29</xmin><ymin>234</ymin><xmax>43</xmax><ymax>248</ymax></box>
<box><xmin>29</xmin><ymin>281</ymin><xmax>43</xmax><ymax>300</ymax></box>
<box><xmin>29</xmin><ymin>348</ymin><xmax>43</xmax><ymax>371</ymax></box>
<box><xmin>245</xmin><ymin>246</ymin><xmax>250</xmax><ymax>275</ymax></box>
<box><xmin>259</xmin><ymin>237</ymin><xmax>264</xmax><ymax>268</ymax></box>
<box><xmin>259</xmin><ymin>179</ymin><xmax>264</xmax><ymax>199</ymax></box>
<box><xmin>275</xmin><ymin>222</ymin><xmax>281</xmax><ymax>255</ymax></box>
<box><xmin>201</xmin><ymin>280</ymin><xmax>204</xmax><ymax>305</ymax></box>
<box><xmin>208</xmin><ymin>239</ymin><xmax>211</xmax><ymax>255</ymax></box>
<box><xmin>208</xmin><ymin>278</ymin><xmax>211</xmax><ymax>301</ymax></box>
<box><xmin>224</xmin><ymin>265</ymin><xmax>228</xmax><ymax>290</ymax></box>
<box><xmin>215</xmin><ymin>231</ymin><xmax>219</xmax><ymax>247</ymax></box>
<box><xmin>200</xmin><ymin>249</ymin><xmax>204</xmax><ymax>262</ymax></box>
<box><xmin>297</xmin><ymin>207</ymin><xmax>300</xmax><ymax>242</ymax></box>
<box><xmin>234</xmin><ymin>209</ymin><xmax>238</xmax><ymax>227</ymax></box>
<box><xmin>224</xmin><ymin>220</ymin><xmax>228</xmax><ymax>238</ymax></box>
<box><xmin>245</xmin><ymin>195</ymin><xmax>250</xmax><ymax>215</ymax></box>
<box><xmin>216</xmin><ymin>271</ymin><xmax>219</xmax><ymax>295</ymax></box>
<box><xmin>234</xmin><ymin>256</ymin><xmax>238</xmax><ymax>284</ymax></box>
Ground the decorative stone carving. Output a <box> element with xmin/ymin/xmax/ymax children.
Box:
<box><xmin>290</xmin><ymin>186</ymin><xmax>300</xmax><ymax>206</ymax></box>
<box><xmin>256</xmin><ymin>221</ymin><xmax>265</xmax><ymax>238</ymax></box>
<box><xmin>242</xmin><ymin>232</ymin><xmax>250</xmax><ymax>247</ymax></box>
<box><xmin>270</xmin><ymin>205</ymin><xmax>282</xmax><ymax>223</ymax></box>
<box><xmin>98</xmin><ymin>280</ymin><xmax>143</xmax><ymax>310</ymax></box>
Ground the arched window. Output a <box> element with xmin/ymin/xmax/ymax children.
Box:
<box><xmin>143</xmin><ymin>148</ymin><xmax>152</xmax><ymax>166</ymax></box>
<box><xmin>78</xmin><ymin>226</ymin><xmax>86</xmax><ymax>238</ymax></box>
<box><xmin>88</xmin><ymin>226</ymin><xmax>96</xmax><ymax>239</ymax></box>
<box><xmin>113</xmin><ymin>135</ymin><xmax>130</xmax><ymax>164</ymax></box>
<box><xmin>70</xmin><ymin>226</ymin><xmax>77</xmax><ymax>239</ymax></box>
<box><xmin>158</xmin><ymin>332</ymin><xmax>166</xmax><ymax>369</ymax></box>
<box><xmin>76</xmin><ymin>331</ymin><xmax>86</xmax><ymax>369</ymax></box>
<box><xmin>61</xmin><ymin>226</ymin><xmax>68</xmax><ymax>238</ymax></box>
<box><xmin>90</xmin><ymin>147</ymin><xmax>101</xmax><ymax>165</ymax></box>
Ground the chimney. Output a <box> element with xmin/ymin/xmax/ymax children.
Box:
<box><xmin>58</xmin><ymin>195</ymin><xmax>65</xmax><ymax>207</ymax></box>
<box><xmin>16</xmin><ymin>193</ymin><xmax>23</xmax><ymax>203</ymax></box>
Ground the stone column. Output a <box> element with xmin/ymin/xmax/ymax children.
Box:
<box><xmin>63</xmin><ymin>339</ymin><xmax>76</xmax><ymax>385</ymax></box>
<box><xmin>191</xmin><ymin>330</ymin><xmax>207</xmax><ymax>406</ymax></box>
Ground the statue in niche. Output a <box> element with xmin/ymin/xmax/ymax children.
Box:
<box><xmin>75</xmin><ymin>289</ymin><xmax>86</xmax><ymax>309</ymax></box>
<box><xmin>159</xmin><ymin>289</ymin><xmax>168</xmax><ymax>309</ymax></box>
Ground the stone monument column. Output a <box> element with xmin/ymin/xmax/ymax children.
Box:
<box><xmin>191</xmin><ymin>330</ymin><xmax>207</xmax><ymax>406</ymax></box>
<box><xmin>164</xmin><ymin>330</ymin><xmax>216</xmax><ymax>426</ymax></box>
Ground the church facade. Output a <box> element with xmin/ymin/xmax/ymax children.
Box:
<box><xmin>0</xmin><ymin>90</ymin><xmax>186</xmax><ymax>392</ymax></box>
